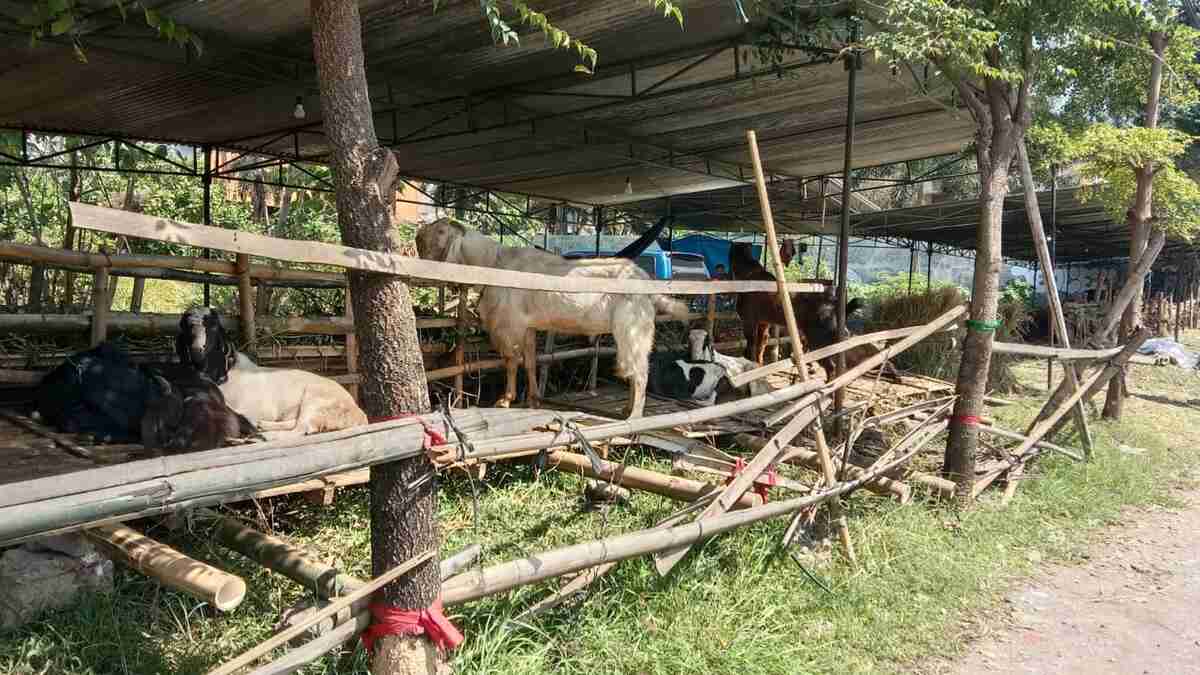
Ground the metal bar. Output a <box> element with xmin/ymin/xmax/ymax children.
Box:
<box><xmin>834</xmin><ymin>36</ymin><xmax>861</xmax><ymax>425</ymax></box>
<box><xmin>202</xmin><ymin>145</ymin><xmax>213</xmax><ymax>306</ymax></box>
<box><xmin>638</xmin><ymin>45</ymin><xmax>725</xmax><ymax>97</ymax></box>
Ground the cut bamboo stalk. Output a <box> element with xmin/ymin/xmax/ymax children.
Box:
<box><xmin>745</xmin><ymin>129</ymin><xmax>853</xmax><ymax>564</ymax></box>
<box><xmin>1017</xmin><ymin>144</ymin><xmax>1092</xmax><ymax>456</ymax></box>
<box><xmin>209</xmin><ymin>514</ymin><xmax>350</xmax><ymax>599</ymax></box>
<box><xmin>654</xmin><ymin>391</ymin><xmax>825</xmax><ymax>574</ymax></box>
<box><xmin>765</xmin><ymin>304</ymin><xmax>967</xmax><ymax>426</ymax></box>
<box><xmin>87</xmin><ymin>523</ymin><xmax>246</xmax><ymax>612</ymax></box>
<box><xmin>90</xmin><ymin>266</ymin><xmax>110</xmax><ymax>346</ymax></box>
<box><xmin>443</xmin><ymin>436</ymin><xmax>935</xmax><ymax>605</ymax></box>
<box><xmin>732</xmin><ymin>323</ymin><xmax>958</xmax><ymax>387</ymax></box>
<box><xmin>70</xmin><ymin>202</ymin><xmax>825</xmax><ymax>297</ymax></box>
<box><xmin>205</xmin><ymin>549</ymin><xmax>434</xmax><ymax>675</ymax></box>
<box><xmin>343</xmin><ymin>282</ymin><xmax>358</xmax><ymax>401</ymax></box>
<box><xmin>236</xmin><ymin>254</ymin><xmax>255</xmax><ymax>349</ymax></box>
<box><xmin>434</xmin><ymin>380</ymin><xmax>824</xmax><ymax>463</ymax></box>
<box><xmin>549</xmin><ymin>451</ymin><xmax>762</xmax><ymax>509</ymax></box>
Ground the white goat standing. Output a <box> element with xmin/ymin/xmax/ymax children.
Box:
<box><xmin>415</xmin><ymin>219</ymin><xmax>689</xmax><ymax>418</ymax></box>
<box><xmin>688</xmin><ymin>329</ymin><xmax>771</xmax><ymax>397</ymax></box>
<box><xmin>178</xmin><ymin>308</ymin><xmax>368</xmax><ymax>439</ymax></box>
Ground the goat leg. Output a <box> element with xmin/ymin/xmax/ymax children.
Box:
<box><xmin>523</xmin><ymin>328</ymin><xmax>540</xmax><ymax>409</ymax></box>
<box><xmin>497</xmin><ymin>356</ymin><xmax>518</xmax><ymax>408</ymax></box>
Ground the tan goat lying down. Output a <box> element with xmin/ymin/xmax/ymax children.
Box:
<box><xmin>416</xmin><ymin>219</ymin><xmax>688</xmax><ymax>418</ymax></box>
<box><xmin>178</xmin><ymin>308</ymin><xmax>368</xmax><ymax>439</ymax></box>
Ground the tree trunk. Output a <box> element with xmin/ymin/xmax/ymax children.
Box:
<box><xmin>944</xmin><ymin>164</ymin><xmax>1010</xmax><ymax>492</ymax></box>
<box><xmin>61</xmin><ymin>150</ymin><xmax>82</xmax><ymax>311</ymax></box>
<box><xmin>310</xmin><ymin>2</ymin><xmax>442</xmax><ymax>673</ymax></box>
<box><xmin>15</xmin><ymin>172</ymin><xmax>45</xmax><ymax>313</ymax></box>
<box><xmin>1104</xmin><ymin>30</ymin><xmax>1166</xmax><ymax>421</ymax></box>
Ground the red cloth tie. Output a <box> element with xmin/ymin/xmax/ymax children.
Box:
<box><xmin>724</xmin><ymin>457</ymin><xmax>775</xmax><ymax>503</ymax></box>
<box><xmin>361</xmin><ymin>600</ymin><xmax>464</xmax><ymax>652</ymax></box>
<box><xmin>952</xmin><ymin>415</ymin><xmax>982</xmax><ymax>427</ymax></box>
<box><xmin>368</xmin><ymin>413</ymin><xmax>448</xmax><ymax>449</ymax></box>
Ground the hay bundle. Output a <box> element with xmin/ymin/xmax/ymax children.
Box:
<box><xmin>866</xmin><ymin>287</ymin><xmax>1031</xmax><ymax>394</ymax></box>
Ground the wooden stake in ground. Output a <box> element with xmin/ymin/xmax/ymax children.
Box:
<box><xmin>744</xmin><ymin>129</ymin><xmax>854</xmax><ymax>563</ymax></box>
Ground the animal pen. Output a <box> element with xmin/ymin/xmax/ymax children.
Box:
<box><xmin>0</xmin><ymin>1</ymin><xmax>1192</xmax><ymax>671</ymax></box>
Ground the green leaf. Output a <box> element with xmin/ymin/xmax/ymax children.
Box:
<box><xmin>48</xmin><ymin>0</ymin><xmax>69</xmax><ymax>14</ymax></box>
<box><xmin>144</xmin><ymin>8</ymin><xmax>160</xmax><ymax>28</ymax></box>
<box><xmin>114</xmin><ymin>0</ymin><xmax>127</xmax><ymax>22</ymax></box>
<box><xmin>50</xmin><ymin>12</ymin><xmax>74</xmax><ymax>35</ymax></box>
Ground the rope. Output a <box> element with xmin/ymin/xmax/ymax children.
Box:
<box><xmin>360</xmin><ymin>600</ymin><xmax>464</xmax><ymax>652</ymax></box>
<box><xmin>964</xmin><ymin>319</ymin><xmax>1002</xmax><ymax>333</ymax></box>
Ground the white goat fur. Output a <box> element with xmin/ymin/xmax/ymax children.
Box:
<box><xmin>180</xmin><ymin>307</ymin><xmax>367</xmax><ymax>439</ymax></box>
<box><xmin>220</xmin><ymin>353</ymin><xmax>368</xmax><ymax>439</ymax></box>
<box><xmin>416</xmin><ymin>219</ymin><xmax>689</xmax><ymax>418</ymax></box>
<box><xmin>688</xmin><ymin>329</ymin><xmax>771</xmax><ymax>397</ymax></box>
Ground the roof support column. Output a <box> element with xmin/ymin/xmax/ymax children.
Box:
<box><xmin>202</xmin><ymin>144</ymin><xmax>213</xmax><ymax>307</ymax></box>
<box><xmin>834</xmin><ymin>24</ymin><xmax>862</xmax><ymax>424</ymax></box>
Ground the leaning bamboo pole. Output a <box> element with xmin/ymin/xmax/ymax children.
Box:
<box><xmin>743</xmin><ymin>128</ymin><xmax>854</xmax><ymax>564</ymax></box>
<box><xmin>442</xmin><ymin>434</ymin><xmax>934</xmax><ymax>605</ymax></box>
<box><xmin>549</xmin><ymin>450</ymin><xmax>763</xmax><ymax>509</ymax></box>
<box><xmin>86</xmin><ymin>523</ymin><xmax>246</xmax><ymax>612</ymax></box>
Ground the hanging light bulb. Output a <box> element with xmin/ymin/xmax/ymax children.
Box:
<box><xmin>624</xmin><ymin>177</ymin><xmax>633</xmax><ymax>195</ymax></box>
<box><xmin>293</xmin><ymin>96</ymin><xmax>306</xmax><ymax>120</ymax></box>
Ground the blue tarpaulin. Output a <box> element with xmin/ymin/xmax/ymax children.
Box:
<box><xmin>670</xmin><ymin>234</ymin><xmax>761</xmax><ymax>276</ymax></box>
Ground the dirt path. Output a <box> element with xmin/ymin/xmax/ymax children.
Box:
<box><xmin>933</xmin><ymin>488</ymin><xmax>1200</xmax><ymax>675</ymax></box>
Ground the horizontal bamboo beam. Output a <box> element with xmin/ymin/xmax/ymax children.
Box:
<box><xmin>442</xmin><ymin>433</ymin><xmax>934</xmax><ymax>605</ymax></box>
<box><xmin>71</xmin><ymin>202</ymin><xmax>825</xmax><ymax>296</ymax></box>
<box><xmin>0</xmin><ymin>312</ymin><xmax>355</xmax><ymax>336</ymax></box>
<box><xmin>549</xmin><ymin>450</ymin><xmax>763</xmax><ymax>509</ymax></box>
<box><xmin>990</xmin><ymin>341</ymin><xmax>1125</xmax><ymax>361</ymax></box>
<box><xmin>86</xmin><ymin>522</ymin><xmax>246</xmax><ymax>612</ymax></box>
<box><xmin>0</xmin><ymin>240</ymin><xmax>346</xmax><ymax>287</ymax></box>
<box><xmin>0</xmin><ymin>408</ymin><xmax>567</xmax><ymax>546</ymax></box>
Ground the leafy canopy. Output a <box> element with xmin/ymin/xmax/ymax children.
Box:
<box><xmin>1072</xmin><ymin>125</ymin><xmax>1200</xmax><ymax>238</ymax></box>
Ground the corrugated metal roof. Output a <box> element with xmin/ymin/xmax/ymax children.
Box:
<box><xmin>0</xmin><ymin>0</ymin><xmax>975</xmax><ymax>206</ymax></box>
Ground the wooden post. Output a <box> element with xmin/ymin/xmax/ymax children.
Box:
<box><xmin>90</xmin><ymin>266</ymin><xmax>110</xmax><ymax>346</ymax></box>
<box><xmin>454</xmin><ymin>286</ymin><xmax>467</xmax><ymax>406</ymax></box>
<box><xmin>343</xmin><ymin>282</ymin><xmax>358</xmax><ymax>401</ymax></box>
<box><xmin>87</xmin><ymin>523</ymin><xmax>246</xmax><ymax>612</ymax></box>
<box><xmin>745</xmin><ymin>129</ymin><xmax>855</xmax><ymax>564</ymax></box>
<box><xmin>236</xmin><ymin>253</ymin><xmax>255</xmax><ymax>350</ymax></box>
<box><xmin>538</xmin><ymin>331</ymin><xmax>556</xmax><ymax>400</ymax></box>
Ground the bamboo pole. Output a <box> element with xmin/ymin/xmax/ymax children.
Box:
<box><xmin>205</xmin><ymin>549</ymin><xmax>433</xmax><ymax>675</ymax></box>
<box><xmin>90</xmin><ymin>266</ymin><xmax>110</xmax><ymax>346</ymax></box>
<box><xmin>1090</xmin><ymin>230</ymin><xmax>1167</xmax><ymax>346</ymax></box>
<box><xmin>443</xmin><ymin>435</ymin><xmax>934</xmax><ymax>605</ymax></box>
<box><xmin>706</xmin><ymin>292</ymin><xmax>717</xmax><ymax>337</ymax></box>
<box><xmin>454</xmin><ymin>286</ymin><xmax>467</xmax><ymax>405</ymax></box>
<box><xmin>549</xmin><ymin>451</ymin><xmax>763</xmax><ymax>509</ymax></box>
<box><xmin>654</xmin><ymin>390</ymin><xmax>825</xmax><ymax>573</ymax></box>
<box><xmin>236</xmin><ymin>254</ymin><xmax>255</xmax><ymax>349</ymax></box>
<box><xmin>1016</xmin><ymin>144</ymin><xmax>1093</xmax><ymax>457</ymax></box>
<box><xmin>343</xmin><ymin>283</ymin><xmax>358</xmax><ymax>401</ymax></box>
<box><xmin>745</xmin><ymin>129</ymin><xmax>854</xmax><ymax>563</ymax></box>
<box><xmin>87</xmin><ymin>523</ymin><xmax>246</xmax><ymax>612</ymax></box>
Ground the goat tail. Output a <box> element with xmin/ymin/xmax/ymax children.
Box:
<box><xmin>653</xmin><ymin>295</ymin><xmax>690</xmax><ymax>319</ymax></box>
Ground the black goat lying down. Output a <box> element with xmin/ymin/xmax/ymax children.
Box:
<box><xmin>35</xmin><ymin>342</ymin><xmax>153</xmax><ymax>443</ymax></box>
<box><xmin>646</xmin><ymin>351</ymin><xmax>732</xmax><ymax>406</ymax></box>
<box><xmin>140</xmin><ymin>367</ymin><xmax>261</xmax><ymax>453</ymax></box>
<box><xmin>33</xmin><ymin>341</ymin><xmax>258</xmax><ymax>451</ymax></box>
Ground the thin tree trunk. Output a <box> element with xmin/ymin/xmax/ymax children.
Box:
<box><xmin>311</xmin><ymin>2</ymin><xmax>442</xmax><ymax>673</ymax></box>
<box><xmin>1104</xmin><ymin>30</ymin><xmax>1166</xmax><ymax>420</ymax></box>
<box><xmin>944</xmin><ymin>165</ymin><xmax>1009</xmax><ymax>491</ymax></box>
<box><xmin>61</xmin><ymin>150</ymin><xmax>81</xmax><ymax>311</ymax></box>
<box><xmin>15</xmin><ymin>172</ymin><xmax>45</xmax><ymax>313</ymax></box>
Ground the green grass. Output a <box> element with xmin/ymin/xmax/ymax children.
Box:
<box><xmin>3</xmin><ymin>337</ymin><xmax>1200</xmax><ymax>675</ymax></box>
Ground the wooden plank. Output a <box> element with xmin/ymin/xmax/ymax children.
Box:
<box><xmin>90</xmin><ymin>266</ymin><xmax>109</xmax><ymax>346</ymax></box>
<box><xmin>70</xmin><ymin>202</ymin><xmax>824</xmax><ymax>296</ymax></box>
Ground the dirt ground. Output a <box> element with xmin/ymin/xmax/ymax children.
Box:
<box><xmin>929</xmin><ymin>487</ymin><xmax>1200</xmax><ymax>675</ymax></box>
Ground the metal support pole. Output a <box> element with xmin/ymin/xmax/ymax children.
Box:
<box><xmin>594</xmin><ymin>205</ymin><xmax>602</xmax><ymax>255</ymax></box>
<box><xmin>202</xmin><ymin>145</ymin><xmax>213</xmax><ymax>307</ymax></box>
<box><xmin>1048</xmin><ymin>165</ymin><xmax>1059</xmax><ymax>389</ymax></box>
<box><xmin>834</xmin><ymin>31</ymin><xmax>861</xmax><ymax>427</ymax></box>
<box><xmin>926</xmin><ymin>241</ymin><xmax>934</xmax><ymax>292</ymax></box>
<box><xmin>907</xmin><ymin>243</ymin><xmax>916</xmax><ymax>295</ymax></box>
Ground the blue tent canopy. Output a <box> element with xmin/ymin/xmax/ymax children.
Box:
<box><xmin>670</xmin><ymin>234</ymin><xmax>762</xmax><ymax>275</ymax></box>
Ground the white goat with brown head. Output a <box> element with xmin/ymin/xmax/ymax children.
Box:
<box><xmin>177</xmin><ymin>308</ymin><xmax>367</xmax><ymax>439</ymax></box>
<box><xmin>415</xmin><ymin>218</ymin><xmax>688</xmax><ymax>418</ymax></box>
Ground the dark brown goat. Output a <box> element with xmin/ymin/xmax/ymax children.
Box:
<box><xmin>729</xmin><ymin>243</ymin><xmax>876</xmax><ymax>375</ymax></box>
<box><xmin>140</xmin><ymin>368</ymin><xmax>259</xmax><ymax>453</ymax></box>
